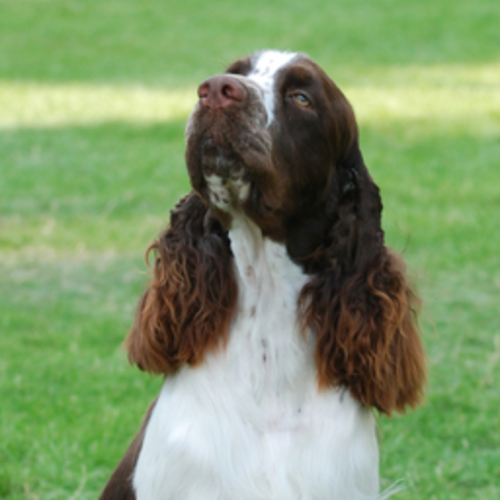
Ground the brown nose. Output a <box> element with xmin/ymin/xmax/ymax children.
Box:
<box><xmin>198</xmin><ymin>75</ymin><xmax>247</xmax><ymax>109</ymax></box>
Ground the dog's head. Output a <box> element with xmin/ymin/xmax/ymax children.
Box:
<box><xmin>185</xmin><ymin>51</ymin><xmax>362</xmax><ymax>264</ymax></box>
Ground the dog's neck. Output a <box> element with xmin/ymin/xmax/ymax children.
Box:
<box><xmin>222</xmin><ymin>213</ymin><xmax>315</xmax><ymax>405</ymax></box>
<box><xmin>228</xmin><ymin>213</ymin><xmax>307</xmax><ymax>301</ymax></box>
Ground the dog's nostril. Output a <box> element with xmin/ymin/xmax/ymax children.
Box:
<box><xmin>198</xmin><ymin>82</ymin><xmax>210</xmax><ymax>99</ymax></box>
<box><xmin>221</xmin><ymin>81</ymin><xmax>245</xmax><ymax>102</ymax></box>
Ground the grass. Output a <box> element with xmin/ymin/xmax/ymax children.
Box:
<box><xmin>0</xmin><ymin>0</ymin><xmax>499</xmax><ymax>498</ymax></box>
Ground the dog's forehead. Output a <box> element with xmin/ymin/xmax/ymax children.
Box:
<box><xmin>245</xmin><ymin>50</ymin><xmax>299</xmax><ymax>125</ymax></box>
<box><xmin>247</xmin><ymin>50</ymin><xmax>298</xmax><ymax>88</ymax></box>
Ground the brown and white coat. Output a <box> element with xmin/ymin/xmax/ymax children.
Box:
<box><xmin>99</xmin><ymin>50</ymin><xmax>426</xmax><ymax>500</ymax></box>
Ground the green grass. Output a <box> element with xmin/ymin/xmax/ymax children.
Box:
<box><xmin>1</xmin><ymin>0</ymin><xmax>499</xmax><ymax>498</ymax></box>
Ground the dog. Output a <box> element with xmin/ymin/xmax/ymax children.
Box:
<box><xmin>99</xmin><ymin>50</ymin><xmax>426</xmax><ymax>500</ymax></box>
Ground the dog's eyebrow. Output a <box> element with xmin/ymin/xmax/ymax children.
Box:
<box><xmin>280</xmin><ymin>65</ymin><xmax>316</xmax><ymax>88</ymax></box>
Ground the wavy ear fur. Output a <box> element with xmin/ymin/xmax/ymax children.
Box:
<box><xmin>126</xmin><ymin>192</ymin><xmax>237</xmax><ymax>374</ymax></box>
<box><xmin>300</xmin><ymin>142</ymin><xmax>426</xmax><ymax>415</ymax></box>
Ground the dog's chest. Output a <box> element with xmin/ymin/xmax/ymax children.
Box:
<box><xmin>133</xmin><ymin>221</ymin><xmax>380</xmax><ymax>500</ymax></box>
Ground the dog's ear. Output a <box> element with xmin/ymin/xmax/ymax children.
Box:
<box><xmin>300</xmin><ymin>142</ymin><xmax>426</xmax><ymax>415</ymax></box>
<box><xmin>126</xmin><ymin>192</ymin><xmax>237</xmax><ymax>374</ymax></box>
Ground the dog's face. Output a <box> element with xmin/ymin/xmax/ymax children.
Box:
<box><xmin>185</xmin><ymin>50</ymin><xmax>357</xmax><ymax>240</ymax></box>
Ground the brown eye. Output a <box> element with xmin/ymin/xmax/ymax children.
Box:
<box><xmin>291</xmin><ymin>92</ymin><xmax>311</xmax><ymax>108</ymax></box>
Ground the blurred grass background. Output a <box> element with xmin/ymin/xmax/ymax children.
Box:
<box><xmin>0</xmin><ymin>0</ymin><xmax>499</xmax><ymax>498</ymax></box>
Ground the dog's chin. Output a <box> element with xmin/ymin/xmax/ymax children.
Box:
<box><xmin>184</xmin><ymin>134</ymin><xmax>247</xmax><ymax>215</ymax></box>
<box><xmin>200</xmin><ymin>139</ymin><xmax>249</xmax><ymax>182</ymax></box>
<box><xmin>202</xmin><ymin>155</ymin><xmax>252</xmax><ymax>214</ymax></box>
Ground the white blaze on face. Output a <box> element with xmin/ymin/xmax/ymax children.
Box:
<box><xmin>247</xmin><ymin>50</ymin><xmax>297</xmax><ymax>126</ymax></box>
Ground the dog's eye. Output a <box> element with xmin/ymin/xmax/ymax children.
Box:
<box><xmin>291</xmin><ymin>93</ymin><xmax>311</xmax><ymax>108</ymax></box>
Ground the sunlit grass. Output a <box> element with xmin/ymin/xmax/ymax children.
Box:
<box><xmin>1</xmin><ymin>64</ymin><xmax>499</xmax><ymax>130</ymax></box>
<box><xmin>0</xmin><ymin>83</ymin><xmax>195</xmax><ymax>128</ymax></box>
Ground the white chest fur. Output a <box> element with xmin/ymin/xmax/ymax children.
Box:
<box><xmin>133</xmin><ymin>217</ymin><xmax>380</xmax><ymax>500</ymax></box>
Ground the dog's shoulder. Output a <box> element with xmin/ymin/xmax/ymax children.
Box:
<box><xmin>98</xmin><ymin>398</ymin><xmax>157</xmax><ymax>500</ymax></box>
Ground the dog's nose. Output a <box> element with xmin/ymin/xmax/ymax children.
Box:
<box><xmin>198</xmin><ymin>75</ymin><xmax>247</xmax><ymax>109</ymax></box>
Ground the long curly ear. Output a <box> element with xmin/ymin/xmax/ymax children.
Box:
<box><xmin>126</xmin><ymin>192</ymin><xmax>237</xmax><ymax>374</ymax></box>
<box><xmin>299</xmin><ymin>142</ymin><xmax>426</xmax><ymax>415</ymax></box>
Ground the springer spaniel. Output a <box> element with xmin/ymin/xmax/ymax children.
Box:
<box><xmin>99</xmin><ymin>50</ymin><xmax>426</xmax><ymax>500</ymax></box>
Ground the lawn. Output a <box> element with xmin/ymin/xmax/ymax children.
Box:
<box><xmin>0</xmin><ymin>0</ymin><xmax>499</xmax><ymax>499</ymax></box>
